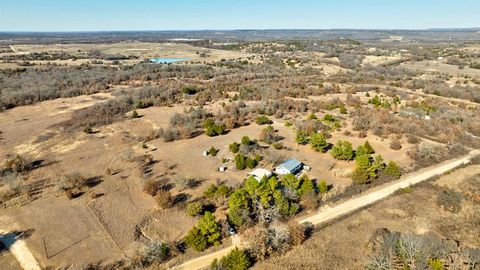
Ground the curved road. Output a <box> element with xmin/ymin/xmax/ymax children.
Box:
<box><xmin>171</xmin><ymin>150</ymin><xmax>479</xmax><ymax>270</ymax></box>
<box><xmin>172</xmin><ymin>235</ymin><xmax>242</xmax><ymax>270</ymax></box>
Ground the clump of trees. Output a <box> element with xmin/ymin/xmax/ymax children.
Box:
<box><xmin>260</xmin><ymin>125</ymin><xmax>281</xmax><ymax>144</ymax></box>
<box><xmin>204</xmin><ymin>183</ymin><xmax>231</xmax><ymax>207</ymax></box>
<box><xmin>384</xmin><ymin>161</ymin><xmax>401</xmax><ymax>179</ymax></box>
<box><xmin>352</xmin><ymin>99</ymin><xmax>479</xmax><ymax>154</ymax></box>
<box><xmin>367</xmin><ymin>95</ymin><xmax>392</xmax><ymax>108</ymax></box>
<box><xmin>437</xmin><ymin>188</ymin><xmax>462</xmax><ymax>213</ymax></box>
<box><xmin>294</xmin><ymin>119</ymin><xmax>331</xmax><ymax>151</ymax></box>
<box><xmin>351</xmin><ymin>153</ymin><xmax>385</xmax><ymax>184</ymax></box>
<box><xmin>204</xmin><ymin>118</ymin><xmax>227</xmax><ymax>137</ymax></box>
<box><xmin>255</xmin><ymin>115</ymin><xmax>273</xmax><ymax>125</ymax></box>
<box><xmin>184</xmin><ymin>211</ymin><xmax>222</xmax><ymax>251</ymax></box>
<box><xmin>227</xmin><ymin>174</ymin><xmax>318</xmax><ymax>228</ymax></box>
<box><xmin>60</xmin><ymin>99</ymin><xmax>132</xmax><ymax>132</ymax></box>
<box><xmin>157</xmin><ymin>107</ymin><xmax>211</xmax><ymax>142</ymax></box>
<box><xmin>208</xmin><ymin>146</ymin><xmax>219</xmax><ymax>156</ymax></box>
<box><xmin>234</xmin><ymin>154</ymin><xmax>259</xmax><ymax>170</ymax></box>
<box><xmin>210</xmin><ymin>248</ymin><xmax>251</xmax><ymax>270</ymax></box>
<box><xmin>132</xmin><ymin>241</ymin><xmax>171</xmax><ymax>268</ymax></box>
<box><xmin>309</xmin><ymin>132</ymin><xmax>328</xmax><ymax>152</ymax></box>
<box><xmin>322</xmin><ymin>114</ymin><xmax>341</xmax><ymax>129</ymax></box>
<box><xmin>408</xmin><ymin>143</ymin><xmax>451</xmax><ymax>168</ymax></box>
<box><xmin>131</xmin><ymin>110</ymin><xmax>140</xmax><ymax>119</ymax></box>
<box><xmin>155</xmin><ymin>190</ymin><xmax>174</xmax><ymax>209</ymax></box>
<box><xmin>338</xmin><ymin>53</ymin><xmax>365</xmax><ymax>69</ymax></box>
<box><xmin>143</xmin><ymin>179</ymin><xmax>174</xmax><ymax>209</ymax></box>
<box><xmin>351</xmin><ymin>142</ymin><xmax>401</xmax><ymax>184</ymax></box>
<box><xmin>367</xmin><ymin>229</ymin><xmax>480</xmax><ymax>270</ymax></box>
<box><xmin>246</xmin><ymin>222</ymin><xmax>311</xmax><ymax>262</ymax></box>
<box><xmin>390</xmin><ymin>137</ymin><xmax>402</xmax><ymax>150</ymax></box>
<box><xmin>331</xmin><ymin>140</ymin><xmax>354</xmax><ymax>160</ymax></box>
<box><xmin>3</xmin><ymin>155</ymin><xmax>34</xmax><ymax>174</ymax></box>
<box><xmin>60</xmin><ymin>172</ymin><xmax>102</xmax><ymax>199</ymax></box>
<box><xmin>228</xmin><ymin>136</ymin><xmax>264</xmax><ymax>170</ymax></box>
<box><xmin>295</xmin><ymin>130</ymin><xmax>310</xmax><ymax>145</ymax></box>
<box><xmin>229</xmin><ymin>142</ymin><xmax>240</xmax><ymax>153</ymax></box>
<box><xmin>0</xmin><ymin>63</ymin><xmax>238</xmax><ymax>111</ymax></box>
<box><xmin>295</xmin><ymin>134</ymin><xmax>402</xmax><ymax>184</ymax></box>
<box><xmin>182</xmin><ymin>85</ymin><xmax>199</xmax><ymax>95</ymax></box>
<box><xmin>186</xmin><ymin>201</ymin><xmax>204</xmax><ymax>217</ymax></box>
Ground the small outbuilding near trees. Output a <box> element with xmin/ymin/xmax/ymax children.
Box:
<box><xmin>247</xmin><ymin>168</ymin><xmax>273</xmax><ymax>182</ymax></box>
<box><xmin>274</xmin><ymin>158</ymin><xmax>303</xmax><ymax>175</ymax></box>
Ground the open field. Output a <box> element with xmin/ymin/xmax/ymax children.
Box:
<box><xmin>0</xmin><ymin>42</ymin><xmax>255</xmax><ymax>69</ymax></box>
<box><xmin>402</xmin><ymin>60</ymin><xmax>480</xmax><ymax>78</ymax></box>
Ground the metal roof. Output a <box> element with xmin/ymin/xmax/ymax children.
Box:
<box><xmin>278</xmin><ymin>158</ymin><xmax>302</xmax><ymax>172</ymax></box>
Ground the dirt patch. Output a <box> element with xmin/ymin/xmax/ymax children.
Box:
<box><xmin>0</xmin><ymin>93</ymin><xmax>114</xmax><ymax>159</ymax></box>
<box><xmin>138</xmin><ymin>209</ymin><xmax>197</xmax><ymax>243</ymax></box>
<box><xmin>0</xmin><ymin>197</ymin><xmax>121</xmax><ymax>268</ymax></box>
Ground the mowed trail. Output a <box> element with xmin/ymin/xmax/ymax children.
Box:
<box><xmin>171</xmin><ymin>150</ymin><xmax>479</xmax><ymax>270</ymax></box>
<box><xmin>0</xmin><ymin>230</ymin><xmax>41</xmax><ymax>270</ymax></box>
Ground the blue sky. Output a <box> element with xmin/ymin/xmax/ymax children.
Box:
<box><xmin>0</xmin><ymin>0</ymin><xmax>478</xmax><ymax>31</ymax></box>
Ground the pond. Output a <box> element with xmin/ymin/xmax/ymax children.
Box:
<box><xmin>149</xmin><ymin>58</ymin><xmax>191</xmax><ymax>63</ymax></box>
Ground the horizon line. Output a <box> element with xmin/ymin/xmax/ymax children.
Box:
<box><xmin>1</xmin><ymin>27</ymin><xmax>480</xmax><ymax>34</ymax></box>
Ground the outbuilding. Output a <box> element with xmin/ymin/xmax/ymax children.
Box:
<box><xmin>274</xmin><ymin>158</ymin><xmax>303</xmax><ymax>175</ymax></box>
<box><xmin>247</xmin><ymin>168</ymin><xmax>273</xmax><ymax>182</ymax></box>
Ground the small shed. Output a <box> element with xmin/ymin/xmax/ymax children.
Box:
<box><xmin>247</xmin><ymin>168</ymin><xmax>273</xmax><ymax>182</ymax></box>
<box><xmin>275</xmin><ymin>158</ymin><xmax>303</xmax><ymax>175</ymax></box>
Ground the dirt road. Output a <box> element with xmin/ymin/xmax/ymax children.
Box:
<box><xmin>170</xmin><ymin>150</ymin><xmax>479</xmax><ymax>270</ymax></box>
<box><xmin>300</xmin><ymin>149</ymin><xmax>479</xmax><ymax>225</ymax></box>
<box><xmin>173</xmin><ymin>235</ymin><xmax>242</xmax><ymax>270</ymax></box>
<box><xmin>0</xmin><ymin>229</ymin><xmax>41</xmax><ymax>270</ymax></box>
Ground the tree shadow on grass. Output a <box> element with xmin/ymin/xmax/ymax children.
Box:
<box><xmin>174</xmin><ymin>193</ymin><xmax>191</xmax><ymax>207</ymax></box>
<box><xmin>84</xmin><ymin>176</ymin><xmax>103</xmax><ymax>188</ymax></box>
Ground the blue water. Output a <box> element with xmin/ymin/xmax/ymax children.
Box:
<box><xmin>149</xmin><ymin>58</ymin><xmax>191</xmax><ymax>63</ymax></box>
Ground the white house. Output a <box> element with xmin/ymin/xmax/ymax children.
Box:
<box><xmin>247</xmin><ymin>168</ymin><xmax>273</xmax><ymax>182</ymax></box>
